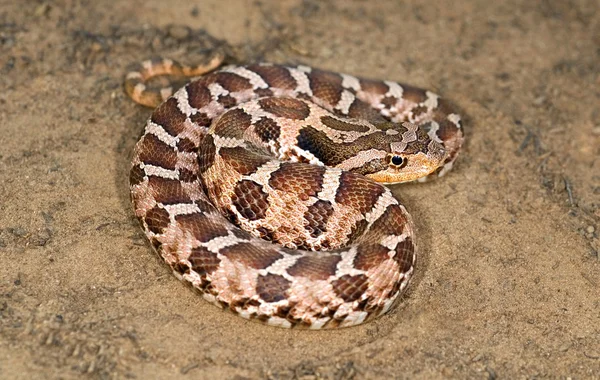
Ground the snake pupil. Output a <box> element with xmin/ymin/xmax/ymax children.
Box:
<box><xmin>391</xmin><ymin>155</ymin><xmax>404</xmax><ymax>166</ymax></box>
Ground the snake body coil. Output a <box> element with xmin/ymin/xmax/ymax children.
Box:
<box><xmin>125</xmin><ymin>55</ymin><xmax>463</xmax><ymax>328</ymax></box>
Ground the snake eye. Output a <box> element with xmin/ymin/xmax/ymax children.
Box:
<box><xmin>390</xmin><ymin>155</ymin><xmax>404</xmax><ymax>166</ymax></box>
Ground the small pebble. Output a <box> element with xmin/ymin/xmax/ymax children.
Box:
<box><xmin>533</xmin><ymin>96</ymin><xmax>546</xmax><ymax>106</ymax></box>
<box><xmin>586</xmin><ymin>225</ymin><xmax>595</xmax><ymax>234</ymax></box>
<box><xmin>34</xmin><ymin>3</ymin><xmax>51</xmax><ymax>17</ymax></box>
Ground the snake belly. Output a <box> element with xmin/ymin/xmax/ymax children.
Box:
<box><xmin>127</xmin><ymin>62</ymin><xmax>463</xmax><ymax>329</ymax></box>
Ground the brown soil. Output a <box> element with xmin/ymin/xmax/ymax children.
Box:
<box><xmin>1</xmin><ymin>0</ymin><xmax>598</xmax><ymax>379</ymax></box>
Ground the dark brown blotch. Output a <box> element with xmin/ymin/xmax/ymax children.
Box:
<box><xmin>331</xmin><ymin>274</ymin><xmax>369</xmax><ymax>302</ymax></box>
<box><xmin>287</xmin><ymin>255</ymin><xmax>341</xmax><ymax>281</ymax></box>
<box><xmin>354</xmin><ymin>244</ymin><xmax>390</xmax><ymax>271</ymax></box>
<box><xmin>254</xmin><ymin>117</ymin><xmax>281</xmax><ymax>143</ymax></box>
<box><xmin>368</xmin><ymin>204</ymin><xmax>407</xmax><ymax>237</ymax></box>
<box><xmin>217</xmin><ymin>94</ymin><xmax>237</xmax><ymax>108</ymax></box>
<box><xmin>246</xmin><ymin>64</ymin><xmax>297</xmax><ymax>90</ymax></box>
<box><xmin>215</xmin><ymin>72</ymin><xmax>253</xmax><ymax>93</ymax></box>
<box><xmin>244</xmin><ymin>298</ymin><xmax>261</xmax><ymax>308</ymax></box>
<box><xmin>148</xmin><ymin>176</ymin><xmax>190</xmax><ymax>205</ymax></box>
<box><xmin>198</xmin><ymin>134</ymin><xmax>216</xmax><ymax>173</ymax></box>
<box><xmin>150</xmin><ymin>97</ymin><xmax>187</xmax><ymax>136</ymax></box>
<box><xmin>232</xmin><ymin>227</ymin><xmax>253</xmax><ymax>241</ymax></box>
<box><xmin>304</xmin><ymin>200</ymin><xmax>334</xmax><ymax>238</ymax></box>
<box><xmin>212</xmin><ymin>108</ymin><xmax>252</xmax><ymax>139</ymax></box>
<box><xmin>232</xmin><ymin>180</ymin><xmax>270</xmax><ymax>221</ymax></box>
<box><xmin>145</xmin><ymin>206</ymin><xmax>170</xmax><ymax>234</ymax></box>
<box><xmin>296</xmin><ymin>92</ymin><xmax>312</xmax><ymax>101</ymax></box>
<box><xmin>359</xmin><ymin>78</ymin><xmax>389</xmax><ymax>95</ymax></box>
<box><xmin>256</xmin><ymin>273</ymin><xmax>290</xmax><ymax>303</ymax></box>
<box><xmin>400</xmin><ymin>84</ymin><xmax>427</xmax><ymax>104</ymax></box>
<box><xmin>219</xmin><ymin>147</ymin><xmax>271</xmax><ymax>176</ymax></box>
<box><xmin>296</xmin><ymin>126</ymin><xmax>346</xmax><ymax>166</ymax></box>
<box><xmin>411</xmin><ymin>105</ymin><xmax>428</xmax><ymax>117</ymax></box>
<box><xmin>321</xmin><ymin>116</ymin><xmax>369</xmax><ymax>133</ymax></box>
<box><xmin>320</xmin><ymin>115</ymin><xmax>370</xmax><ymax>133</ymax></box>
<box><xmin>177</xmin><ymin>137</ymin><xmax>197</xmax><ymax>152</ymax></box>
<box><xmin>258</xmin><ymin>97</ymin><xmax>310</xmax><ymax>120</ymax></box>
<box><xmin>347</xmin><ymin>99</ymin><xmax>388</xmax><ymax>124</ymax></box>
<box><xmin>129</xmin><ymin>164</ymin><xmax>145</xmax><ymax>186</ymax></box>
<box><xmin>221</xmin><ymin>242</ymin><xmax>283</xmax><ymax>269</ymax></box>
<box><xmin>138</xmin><ymin>134</ymin><xmax>177</xmax><ymax>170</ymax></box>
<box><xmin>254</xmin><ymin>88</ymin><xmax>274</xmax><ymax>97</ymax></box>
<box><xmin>347</xmin><ymin>219</ymin><xmax>369</xmax><ymax>243</ymax></box>
<box><xmin>188</xmin><ymin>246</ymin><xmax>221</xmax><ymax>276</ymax></box>
<box><xmin>335</xmin><ymin>171</ymin><xmax>385</xmax><ymax>215</ymax></box>
<box><xmin>381</xmin><ymin>96</ymin><xmax>398</xmax><ymax>109</ymax></box>
<box><xmin>272</xmin><ymin>303</ymin><xmax>297</xmax><ymax>321</ymax></box>
<box><xmin>175</xmin><ymin>212</ymin><xmax>229</xmax><ymax>242</ymax></box>
<box><xmin>394</xmin><ymin>237</ymin><xmax>415</xmax><ymax>273</ymax></box>
<box><xmin>186</xmin><ymin>83</ymin><xmax>212</xmax><ymax>109</ymax></box>
<box><xmin>308</xmin><ymin>69</ymin><xmax>344</xmax><ymax>105</ymax></box>
<box><xmin>194</xmin><ymin>197</ymin><xmax>216</xmax><ymax>213</ymax></box>
<box><xmin>433</xmin><ymin>119</ymin><xmax>459</xmax><ymax>142</ymax></box>
<box><xmin>190</xmin><ymin>112</ymin><xmax>211</xmax><ymax>127</ymax></box>
<box><xmin>178</xmin><ymin>168</ymin><xmax>197</xmax><ymax>183</ymax></box>
<box><xmin>268</xmin><ymin>162</ymin><xmax>325</xmax><ymax>201</ymax></box>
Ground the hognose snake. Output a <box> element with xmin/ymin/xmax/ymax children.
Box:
<box><xmin>124</xmin><ymin>53</ymin><xmax>463</xmax><ymax>329</ymax></box>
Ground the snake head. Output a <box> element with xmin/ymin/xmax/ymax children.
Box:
<box><xmin>361</xmin><ymin>122</ymin><xmax>447</xmax><ymax>184</ymax></box>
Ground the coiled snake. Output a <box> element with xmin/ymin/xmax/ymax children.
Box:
<box><xmin>124</xmin><ymin>53</ymin><xmax>463</xmax><ymax>329</ymax></box>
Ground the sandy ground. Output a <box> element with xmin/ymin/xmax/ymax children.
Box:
<box><xmin>1</xmin><ymin>0</ymin><xmax>599</xmax><ymax>378</ymax></box>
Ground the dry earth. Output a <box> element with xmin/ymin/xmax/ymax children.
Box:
<box><xmin>0</xmin><ymin>0</ymin><xmax>599</xmax><ymax>379</ymax></box>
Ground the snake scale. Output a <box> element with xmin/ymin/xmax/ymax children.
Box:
<box><xmin>124</xmin><ymin>53</ymin><xmax>463</xmax><ymax>329</ymax></box>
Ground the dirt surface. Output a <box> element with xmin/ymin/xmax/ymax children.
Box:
<box><xmin>1</xmin><ymin>0</ymin><xmax>599</xmax><ymax>378</ymax></box>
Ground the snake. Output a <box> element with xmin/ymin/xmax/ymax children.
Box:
<box><xmin>124</xmin><ymin>53</ymin><xmax>463</xmax><ymax>329</ymax></box>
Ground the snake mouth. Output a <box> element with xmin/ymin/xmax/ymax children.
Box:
<box><xmin>366</xmin><ymin>148</ymin><xmax>447</xmax><ymax>184</ymax></box>
<box><xmin>366</xmin><ymin>165</ymin><xmax>439</xmax><ymax>184</ymax></box>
